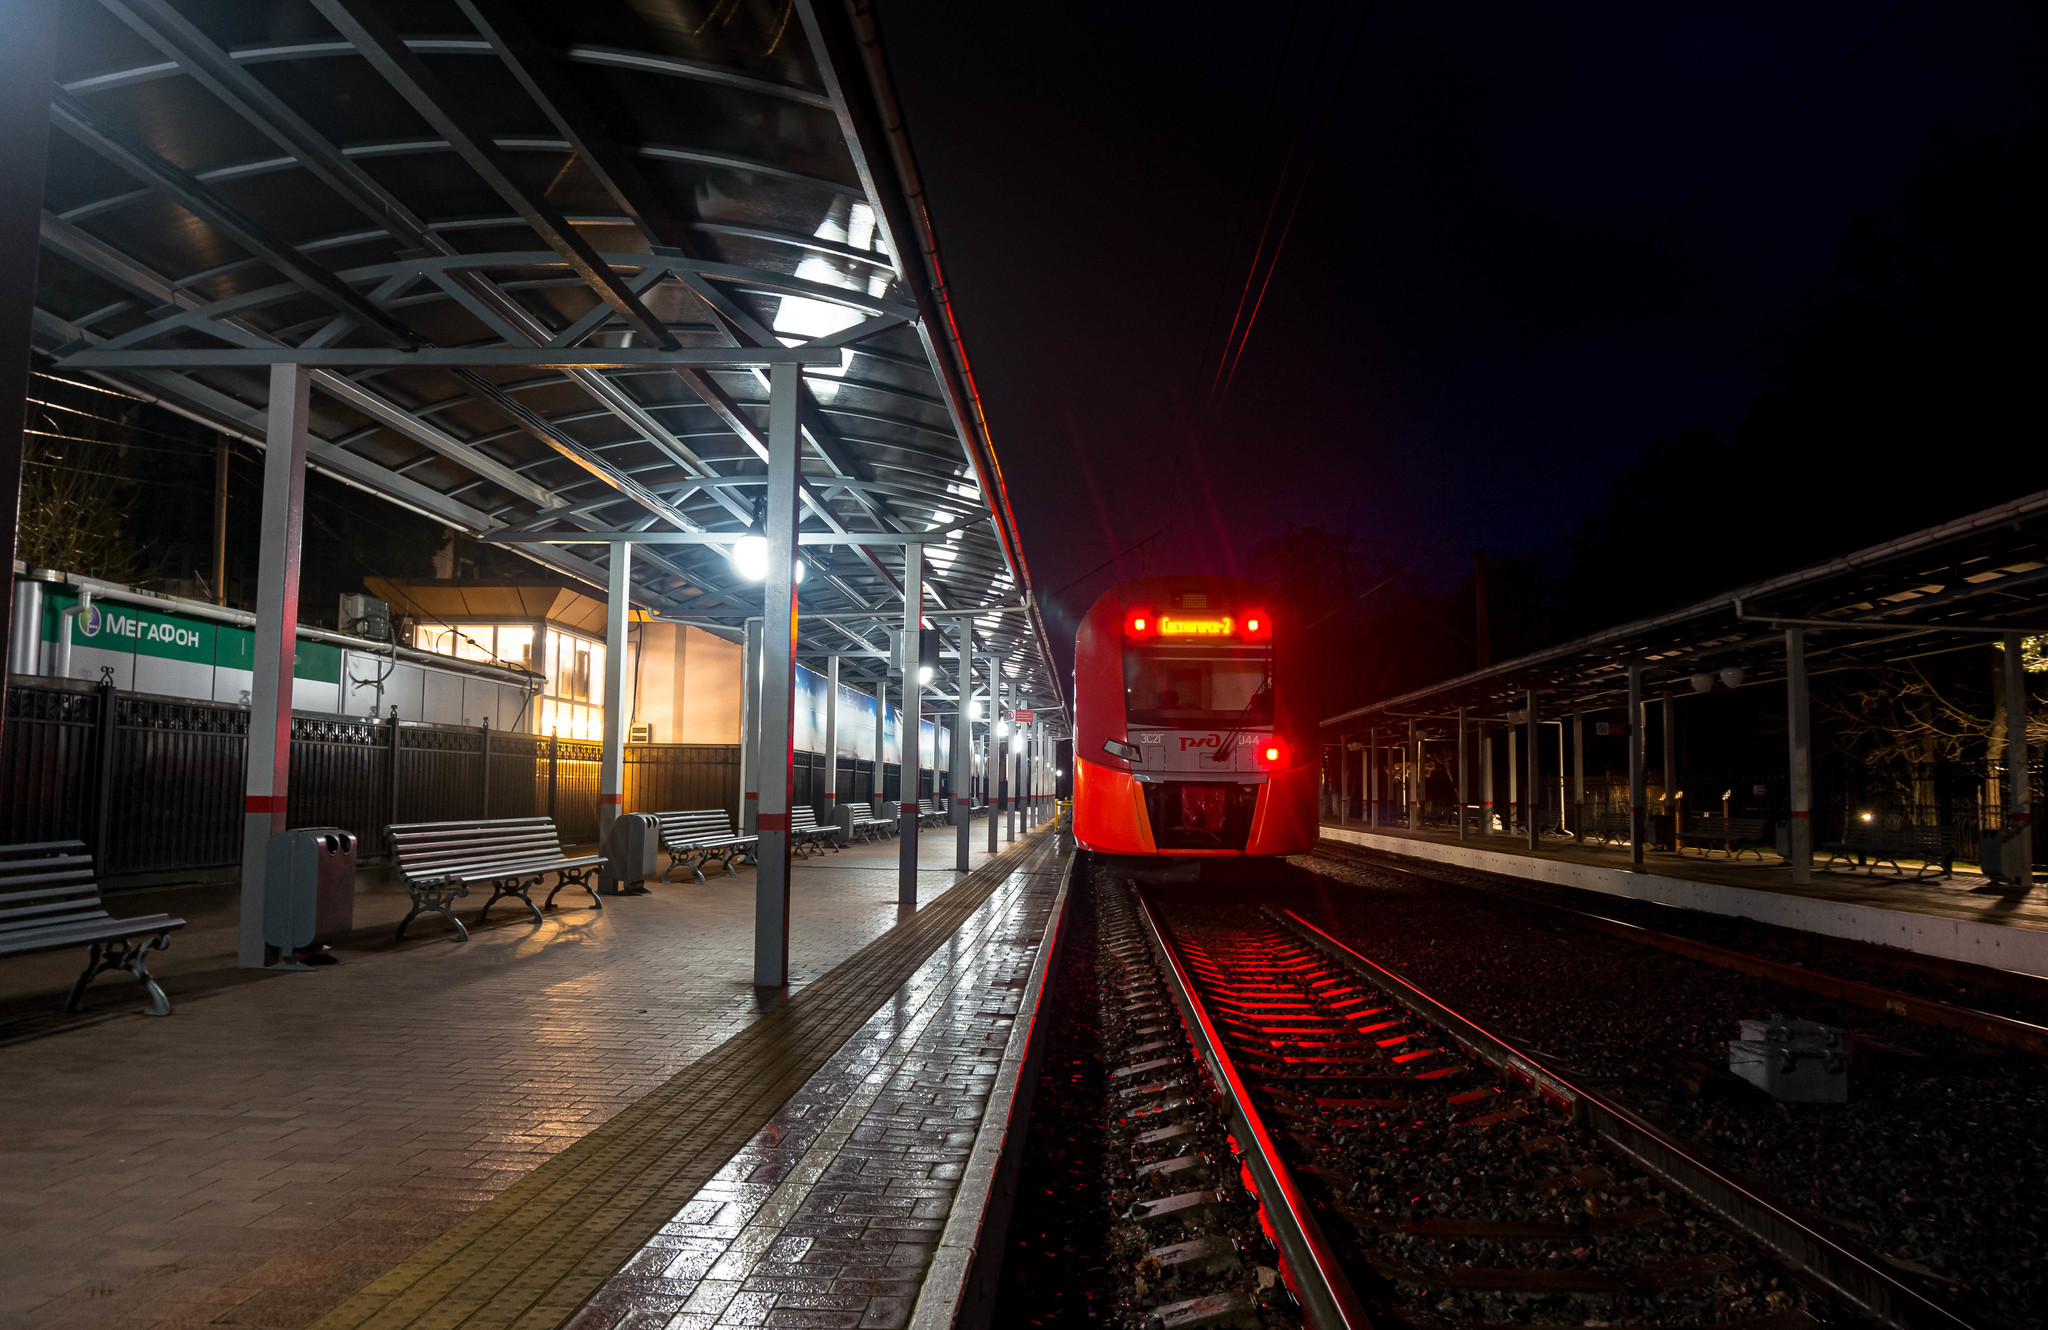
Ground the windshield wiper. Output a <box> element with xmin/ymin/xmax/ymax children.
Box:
<box><xmin>1209</xmin><ymin>674</ymin><xmax>1273</xmax><ymax>762</ymax></box>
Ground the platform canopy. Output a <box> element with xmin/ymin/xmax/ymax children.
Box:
<box><xmin>1326</xmin><ymin>488</ymin><xmax>2048</xmax><ymax>728</ymax></box>
<box><xmin>27</xmin><ymin>0</ymin><xmax>1062</xmax><ymax>710</ymax></box>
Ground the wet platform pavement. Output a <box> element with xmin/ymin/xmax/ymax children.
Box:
<box><xmin>0</xmin><ymin>819</ymin><xmax>1065</xmax><ymax>1330</ymax></box>
<box><xmin>562</xmin><ymin>846</ymin><xmax>1064</xmax><ymax>1330</ymax></box>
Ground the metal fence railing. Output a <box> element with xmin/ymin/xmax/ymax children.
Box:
<box><xmin>1</xmin><ymin>676</ymin><xmax>742</xmax><ymax>887</ymax></box>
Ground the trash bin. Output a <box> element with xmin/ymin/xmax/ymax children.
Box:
<box><xmin>264</xmin><ymin>828</ymin><xmax>357</xmax><ymax>958</ymax></box>
<box><xmin>603</xmin><ymin>812</ymin><xmax>659</xmax><ymax>894</ymax></box>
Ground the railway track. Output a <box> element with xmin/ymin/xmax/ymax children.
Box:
<box><xmin>1126</xmin><ymin>881</ymin><xmax>1990</xmax><ymax>1330</ymax></box>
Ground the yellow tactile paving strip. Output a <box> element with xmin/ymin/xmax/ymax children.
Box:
<box><xmin>313</xmin><ymin>830</ymin><xmax>1059</xmax><ymax>1330</ymax></box>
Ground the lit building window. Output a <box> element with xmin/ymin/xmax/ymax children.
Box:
<box><xmin>408</xmin><ymin>620</ymin><xmax>604</xmax><ymax>736</ymax></box>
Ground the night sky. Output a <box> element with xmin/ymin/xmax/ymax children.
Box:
<box><xmin>879</xmin><ymin>1</ymin><xmax>2046</xmax><ymax>634</ymax></box>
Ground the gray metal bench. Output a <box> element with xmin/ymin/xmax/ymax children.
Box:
<box><xmin>0</xmin><ymin>841</ymin><xmax>185</xmax><ymax>1015</ymax></box>
<box><xmin>386</xmin><ymin>817</ymin><xmax>605</xmax><ymax>941</ymax></box>
<box><xmin>917</xmin><ymin>798</ymin><xmax>949</xmax><ymax>828</ymax></box>
<box><xmin>1684</xmin><ymin>814</ymin><xmax>1773</xmax><ymax>860</ymax></box>
<box><xmin>846</xmin><ymin>808</ymin><xmax>890</xmax><ymax>843</ymax></box>
<box><xmin>1823</xmin><ymin>824</ymin><xmax>1957</xmax><ymax>879</ymax></box>
<box><xmin>789</xmin><ymin>807</ymin><xmax>841</xmax><ymax>856</ymax></box>
<box><xmin>654</xmin><ymin>809</ymin><xmax>756</xmax><ymax>884</ymax></box>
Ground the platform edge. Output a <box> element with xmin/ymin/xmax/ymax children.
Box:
<box><xmin>907</xmin><ymin>848</ymin><xmax>1077</xmax><ymax>1330</ymax></box>
<box><xmin>1321</xmin><ymin>826</ymin><xmax>2048</xmax><ymax>980</ymax></box>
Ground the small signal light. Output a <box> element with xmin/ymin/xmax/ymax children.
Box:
<box><xmin>1125</xmin><ymin>609</ymin><xmax>1156</xmax><ymax>637</ymax></box>
<box><xmin>1242</xmin><ymin>610</ymin><xmax>1272</xmax><ymax>641</ymax></box>
<box><xmin>1134</xmin><ymin>617</ymin><xmax>1146</xmax><ymax>631</ymax></box>
<box><xmin>1264</xmin><ymin>745</ymin><xmax>1281</xmax><ymax>762</ymax></box>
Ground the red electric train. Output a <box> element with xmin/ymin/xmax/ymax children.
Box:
<box><xmin>1072</xmin><ymin>577</ymin><xmax>1317</xmax><ymax>857</ymax></box>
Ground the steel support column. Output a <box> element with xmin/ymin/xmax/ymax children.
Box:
<box><xmin>1479</xmin><ymin>722</ymin><xmax>1493</xmax><ymax>833</ymax></box>
<box><xmin>2003</xmin><ymin>632</ymin><xmax>2033</xmax><ymax>889</ymax></box>
<box><xmin>1526</xmin><ymin>690</ymin><xmax>1540</xmax><ymax>851</ymax></box>
<box><xmin>1029</xmin><ymin>720</ymin><xmax>1040</xmax><ymax>827</ymax></box>
<box><xmin>753</xmin><ymin>363</ymin><xmax>802</xmax><ymax>986</ymax></box>
<box><xmin>822</xmin><ymin>654</ymin><xmax>840</xmax><ymax>814</ymax></box>
<box><xmin>989</xmin><ymin>671</ymin><xmax>1004</xmax><ymax>853</ymax></box>
<box><xmin>897</xmin><ymin>542</ymin><xmax>922</xmax><ymax>903</ymax></box>
<box><xmin>238</xmin><ymin>364</ymin><xmax>310</xmax><ymax>968</ymax></box>
<box><xmin>1629</xmin><ymin>663</ymin><xmax>1647</xmax><ymax>868</ymax></box>
<box><xmin>741</xmin><ymin>618</ymin><xmax>762</xmax><ymax>833</ymax></box>
<box><xmin>1367</xmin><ymin>728</ymin><xmax>1377</xmax><ymax>828</ymax></box>
<box><xmin>1571</xmin><ymin>709</ymin><xmax>1585</xmax><ymax>842</ymax></box>
<box><xmin>599</xmin><ymin>542</ymin><xmax>630</xmax><ymax>847</ymax></box>
<box><xmin>873</xmin><ymin>678</ymin><xmax>887</xmax><ymax>813</ymax></box>
<box><xmin>954</xmin><ymin>627</ymin><xmax>972</xmax><ymax>870</ymax></box>
<box><xmin>1408</xmin><ymin>718</ymin><xmax>1419</xmax><ymax>830</ymax></box>
<box><xmin>1456</xmin><ymin>709</ymin><xmax>1468</xmax><ymax>841</ymax></box>
<box><xmin>1787</xmin><ymin>629</ymin><xmax>1812</xmax><ymax>884</ymax></box>
<box><xmin>1507</xmin><ymin>724</ymin><xmax>1518</xmax><ymax>834</ymax></box>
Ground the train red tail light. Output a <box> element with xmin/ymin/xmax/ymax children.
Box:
<box><xmin>1257</xmin><ymin>740</ymin><xmax>1285</xmax><ymax>767</ymax></box>
<box><xmin>1125</xmin><ymin>609</ymin><xmax>1156</xmax><ymax>637</ymax></box>
<box><xmin>1241</xmin><ymin>610</ymin><xmax>1272</xmax><ymax>641</ymax></box>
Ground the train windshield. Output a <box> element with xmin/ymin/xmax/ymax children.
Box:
<box><xmin>1123</xmin><ymin>643</ymin><xmax>1272</xmax><ymax>727</ymax></box>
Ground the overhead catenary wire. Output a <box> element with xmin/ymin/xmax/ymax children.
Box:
<box><xmin>1204</xmin><ymin>2</ymin><xmax>1348</xmax><ymax>403</ymax></box>
<box><xmin>1215</xmin><ymin>3</ymin><xmax>1376</xmax><ymax>401</ymax></box>
<box><xmin>1179</xmin><ymin>0</ymin><xmax>1304</xmax><ymax>419</ymax></box>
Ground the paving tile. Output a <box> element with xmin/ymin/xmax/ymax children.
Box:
<box><xmin>570</xmin><ymin>846</ymin><xmax>1064</xmax><ymax>1330</ymax></box>
<box><xmin>0</xmin><ymin>826</ymin><xmax>1054</xmax><ymax>1330</ymax></box>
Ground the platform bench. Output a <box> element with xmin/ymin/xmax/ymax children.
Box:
<box><xmin>652</xmin><ymin>809</ymin><xmax>756</xmax><ymax>884</ymax></box>
<box><xmin>1684</xmin><ymin>814</ymin><xmax>1774</xmax><ymax>860</ymax></box>
<box><xmin>917</xmin><ymin>799</ymin><xmax>950</xmax><ymax>828</ymax></box>
<box><xmin>847</xmin><ymin>808</ymin><xmax>890</xmax><ymax>843</ymax></box>
<box><xmin>1822</xmin><ymin>824</ymin><xmax>1958</xmax><ymax>879</ymax></box>
<box><xmin>788</xmin><ymin>807</ymin><xmax>841</xmax><ymax>856</ymax></box>
<box><xmin>386</xmin><ymin>817</ymin><xmax>604</xmax><ymax>941</ymax></box>
<box><xmin>0</xmin><ymin>842</ymin><xmax>186</xmax><ymax>1016</ymax></box>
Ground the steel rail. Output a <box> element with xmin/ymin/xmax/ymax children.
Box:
<box><xmin>1314</xmin><ymin>844</ymin><xmax>2048</xmax><ymax>1056</ymax></box>
<box><xmin>1130</xmin><ymin>889</ymin><xmax>1373</xmax><ymax>1330</ymax></box>
<box><xmin>1272</xmin><ymin>907</ymin><xmax>1984</xmax><ymax>1330</ymax></box>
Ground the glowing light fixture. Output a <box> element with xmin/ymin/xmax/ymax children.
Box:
<box><xmin>918</xmin><ymin>665</ymin><xmax>932</xmax><ymax>684</ymax></box>
<box><xmin>730</xmin><ymin>535</ymin><xmax>802</xmax><ymax>583</ymax></box>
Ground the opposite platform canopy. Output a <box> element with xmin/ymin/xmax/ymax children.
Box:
<box><xmin>1326</xmin><ymin>488</ymin><xmax>2048</xmax><ymax>730</ymax></box>
<box><xmin>29</xmin><ymin>0</ymin><xmax>1065</xmax><ymax>715</ymax></box>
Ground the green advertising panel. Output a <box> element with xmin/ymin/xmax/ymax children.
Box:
<box><xmin>42</xmin><ymin>592</ymin><xmax>214</xmax><ymax>664</ymax></box>
<box><xmin>42</xmin><ymin>593</ymin><xmax>344</xmax><ymax>682</ymax></box>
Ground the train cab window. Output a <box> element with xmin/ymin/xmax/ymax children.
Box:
<box><xmin>1123</xmin><ymin>644</ymin><xmax>1271</xmax><ymax>727</ymax></box>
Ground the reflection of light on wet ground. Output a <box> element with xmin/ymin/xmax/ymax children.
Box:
<box><xmin>574</xmin><ymin>856</ymin><xmax>1065</xmax><ymax>1328</ymax></box>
